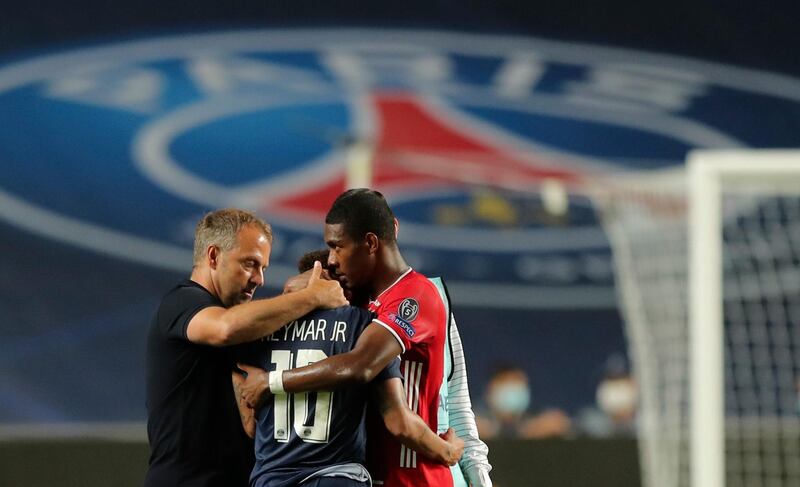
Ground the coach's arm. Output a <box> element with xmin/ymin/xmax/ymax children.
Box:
<box><xmin>187</xmin><ymin>262</ymin><xmax>347</xmax><ymax>346</ymax></box>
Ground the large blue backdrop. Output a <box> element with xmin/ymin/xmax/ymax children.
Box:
<box><xmin>1</xmin><ymin>3</ymin><xmax>799</xmax><ymax>424</ymax></box>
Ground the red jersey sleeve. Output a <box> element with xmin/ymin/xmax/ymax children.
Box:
<box><xmin>371</xmin><ymin>278</ymin><xmax>444</xmax><ymax>354</ymax></box>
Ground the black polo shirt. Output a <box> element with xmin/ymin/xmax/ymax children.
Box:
<box><xmin>145</xmin><ymin>279</ymin><xmax>254</xmax><ymax>487</ymax></box>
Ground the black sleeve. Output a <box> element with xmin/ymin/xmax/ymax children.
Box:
<box><xmin>229</xmin><ymin>341</ymin><xmax>263</xmax><ymax>370</ymax></box>
<box><xmin>374</xmin><ymin>357</ymin><xmax>402</xmax><ymax>382</ymax></box>
<box><xmin>160</xmin><ymin>286</ymin><xmax>219</xmax><ymax>341</ymax></box>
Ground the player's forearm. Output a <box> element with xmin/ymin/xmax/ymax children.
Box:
<box><xmin>281</xmin><ymin>352</ymin><xmax>379</xmax><ymax>392</ymax></box>
<box><xmin>239</xmin><ymin>355</ymin><xmax>376</xmax><ymax>410</ymax></box>
<box><xmin>219</xmin><ymin>288</ymin><xmax>321</xmax><ymax>345</ymax></box>
<box><xmin>240</xmin><ymin>409</ymin><xmax>256</xmax><ymax>439</ymax></box>
<box><xmin>232</xmin><ymin>372</ymin><xmax>256</xmax><ymax>439</ymax></box>
<box><xmin>376</xmin><ymin>379</ymin><xmax>462</xmax><ymax>466</ymax></box>
<box><xmin>383</xmin><ymin>409</ymin><xmax>459</xmax><ymax>466</ymax></box>
<box><xmin>278</xmin><ymin>326</ymin><xmax>400</xmax><ymax>393</ymax></box>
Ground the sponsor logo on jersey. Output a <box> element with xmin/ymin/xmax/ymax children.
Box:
<box><xmin>390</xmin><ymin>313</ymin><xmax>417</xmax><ymax>338</ymax></box>
<box><xmin>398</xmin><ymin>298</ymin><xmax>420</xmax><ymax>322</ymax></box>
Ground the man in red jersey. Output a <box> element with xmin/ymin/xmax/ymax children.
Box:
<box><xmin>241</xmin><ymin>189</ymin><xmax>491</xmax><ymax>487</ymax></box>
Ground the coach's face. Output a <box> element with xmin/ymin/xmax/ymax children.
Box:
<box><xmin>324</xmin><ymin>223</ymin><xmax>375</xmax><ymax>292</ymax></box>
<box><xmin>212</xmin><ymin>225</ymin><xmax>271</xmax><ymax>307</ymax></box>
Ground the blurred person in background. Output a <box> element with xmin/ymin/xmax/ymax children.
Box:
<box><xmin>476</xmin><ymin>365</ymin><xmax>571</xmax><ymax>440</ymax></box>
<box><xmin>577</xmin><ymin>353</ymin><xmax>638</xmax><ymax>437</ymax></box>
<box><xmin>144</xmin><ymin>209</ymin><xmax>347</xmax><ymax>487</ymax></box>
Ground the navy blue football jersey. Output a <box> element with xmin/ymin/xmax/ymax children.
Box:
<box><xmin>239</xmin><ymin>305</ymin><xmax>401</xmax><ymax>487</ymax></box>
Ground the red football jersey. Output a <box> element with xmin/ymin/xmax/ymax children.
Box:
<box><xmin>367</xmin><ymin>268</ymin><xmax>454</xmax><ymax>486</ymax></box>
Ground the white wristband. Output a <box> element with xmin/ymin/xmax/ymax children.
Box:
<box><xmin>268</xmin><ymin>370</ymin><xmax>285</xmax><ymax>394</ymax></box>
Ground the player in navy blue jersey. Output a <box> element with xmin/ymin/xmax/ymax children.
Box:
<box><xmin>234</xmin><ymin>252</ymin><xmax>463</xmax><ymax>487</ymax></box>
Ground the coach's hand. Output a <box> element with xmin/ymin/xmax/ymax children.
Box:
<box><xmin>441</xmin><ymin>428</ymin><xmax>464</xmax><ymax>466</ymax></box>
<box><xmin>237</xmin><ymin>363</ymin><xmax>271</xmax><ymax>409</ymax></box>
<box><xmin>283</xmin><ymin>272</ymin><xmax>310</xmax><ymax>294</ymax></box>
<box><xmin>283</xmin><ymin>265</ymin><xmax>333</xmax><ymax>295</ymax></box>
<box><xmin>305</xmin><ymin>261</ymin><xmax>348</xmax><ymax>309</ymax></box>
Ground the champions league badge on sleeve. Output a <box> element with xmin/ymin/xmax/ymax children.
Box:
<box><xmin>1</xmin><ymin>29</ymin><xmax>799</xmax><ymax>309</ymax></box>
<box><xmin>392</xmin><ymin>298</ymin><xmax>420</xmax><ymax>338</ymax></box>
<box><xmin>398</xmin><ymin>298</ymin><xmax>420</xmax><ymax>322</ymax></box>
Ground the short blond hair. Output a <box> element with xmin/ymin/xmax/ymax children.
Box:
<box><xmin>193</xmin><ymin>209</ymin><xmax>272</xmax><ymax>264</ymax></box>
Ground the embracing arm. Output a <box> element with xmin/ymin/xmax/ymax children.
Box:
<box><xmin>187</xmin><ymin>262</ymin><xmax>347</xmax><ymax>346</ymax></box>
<box><xmin>282</xmin><ymin>323</ymin><xmax>402</xmax><ymax>390</ymax></box>
<box><xmin>376</xmin><ymin>378</ymin><xmax>464</xmax><ymax>466</ymax></box>
<box><xmin>238</xmin><ymin>322</ymin><xmax>402</xmax><ymax>408</ymax></box>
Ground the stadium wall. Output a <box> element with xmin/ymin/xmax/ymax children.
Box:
<box><xmin>0</xmin><ymin>438</ymin><xmax>640</xmax><ymax>487</ymax></box>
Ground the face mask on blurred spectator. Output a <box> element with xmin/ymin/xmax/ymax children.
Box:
<box><xmin>596</xmin><ymin>378</ymin><xmax>636</xmax><ymax>416</ymax></box>
<box><xmin>490</xmin><ymin>383</ymin><xmax>531</xmax><ymax>415</ymax></box>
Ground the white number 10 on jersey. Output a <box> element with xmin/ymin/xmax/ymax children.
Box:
<box><xmin>271</xmin><ymin>349</ymin><xmax>334</xmax><ymax>444</ymax></box>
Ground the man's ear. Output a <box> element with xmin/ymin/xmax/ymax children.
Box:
<box><xmin>365</xmin><ymin>232</ymin><xmax>380</xmax><ymax>255</ymax></box>
<box><xmin>207</xmin><ymin>245</ymin><xmax>220</xmax><ymax>270</ymax></box>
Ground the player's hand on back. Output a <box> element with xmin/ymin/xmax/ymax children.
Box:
<box><xmin>237</xmin><ymin>363</ymin><xmax>271</xmax><ymax>409</ymax></box>
<box><xmin>441</xmin><ymin>427</ymin><xmax>464</xmax><ymax>466</ymax></box>
<box><xmin>305</xmin><ymin>261</ymin><xmax>348</xmax><ymax>309</ymax></box>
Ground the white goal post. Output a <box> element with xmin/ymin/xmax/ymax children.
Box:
<box><xmin>689</xmin><ymin>150</ymin><xmax>800</xmax><ymax>487</ymax></box>
<box><xmin>597</xmin><ymin>149</ymin><xmax>800</xmax><ymax>487</ymax></box>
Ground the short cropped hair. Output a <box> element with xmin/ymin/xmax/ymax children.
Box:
<box><xmin>297</xmin><ymin>249</ymin><xmax>330</xmax><ymax>273</ymax></box>
<box><xmin>193</xmin><ymin>208</ymin><xmax>272</xmax><ymax>264</ymax></box>
<box><xmin>325</xmin><ymin>188</ymin><xmax>396</xmax><ymax>242</ymax></box>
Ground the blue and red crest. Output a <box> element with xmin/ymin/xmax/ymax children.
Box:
<box><xmin>1</xmin><ymin>29</ymin><xmax>799</xmax><ymax>307</ymax></box>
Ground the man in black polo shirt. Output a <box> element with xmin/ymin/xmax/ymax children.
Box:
<box><xmin>145</xmin><ymin>209</ymin><xmax>347</xmax><ymax>487</ymax></box>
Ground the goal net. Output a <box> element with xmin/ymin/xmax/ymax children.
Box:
<box><xmin>595</xmin><ymin>150</ymin><xmax>800</xmax><ymax>487</ymax></box>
